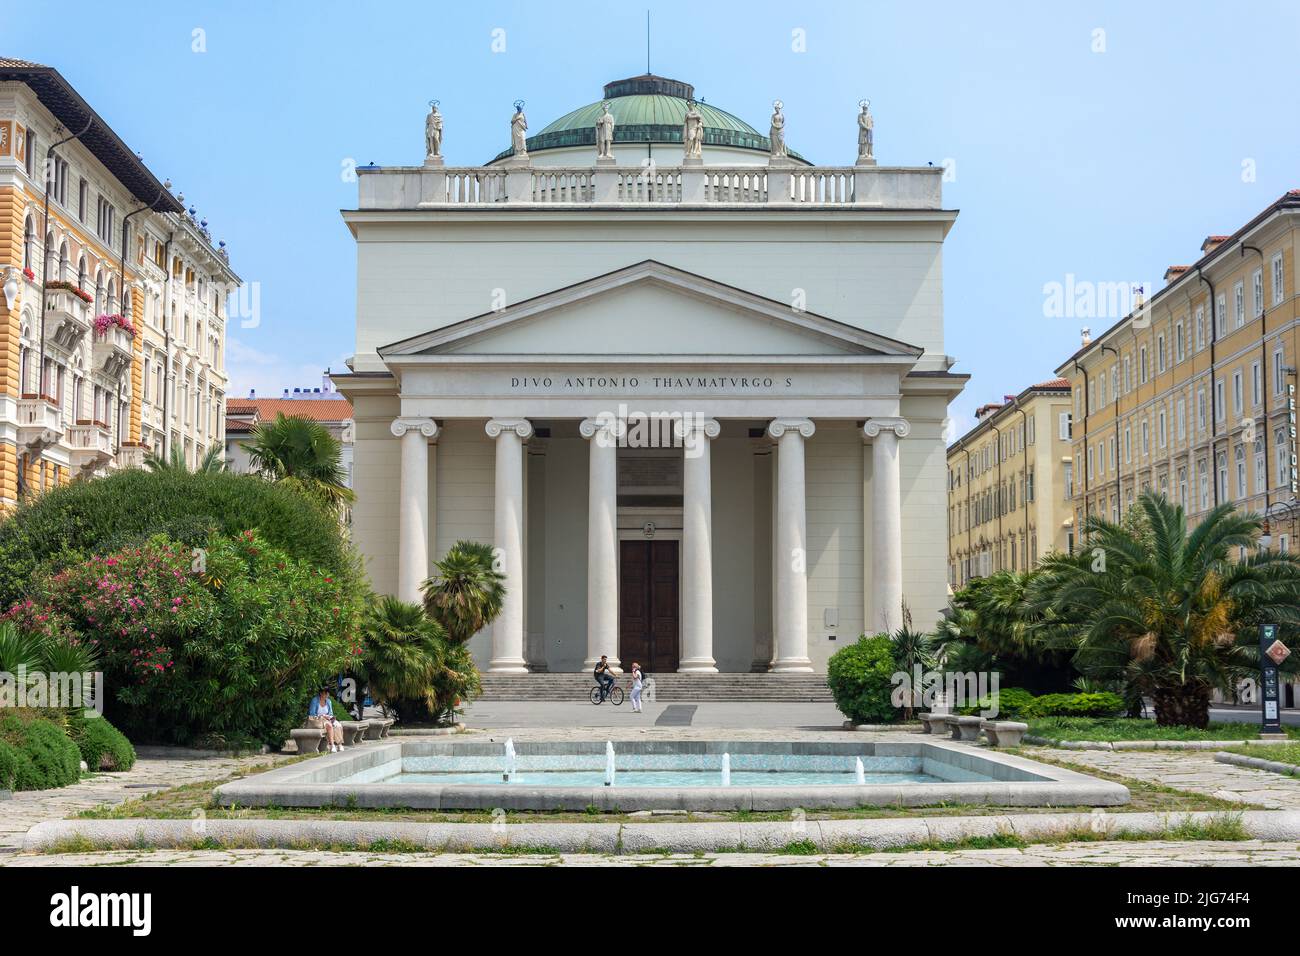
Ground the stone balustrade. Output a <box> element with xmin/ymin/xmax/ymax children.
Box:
<box><xmin>358</xmin><ymin>162</ymin><xmax>943</xmax><ymax>210</ymax></box>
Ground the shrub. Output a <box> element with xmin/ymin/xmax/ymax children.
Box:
<box><xmin>0</xmin><ymin>715</ymin><xmax>82</xmax><ymax>790</ymax></box>
<box><xmin>69</xmin><ymin>715</ymin><xmax>136</xmax><ymax>771</ymax></box>
<box><xmin>0</xmin><ymin>468</ymin><xmax>355</xmax><ymax>610</ymax></box>
<box><xmin>0</xmin><ymin>740</ymin><xmax>22</xmax><ymax>790</ymax></box>
<box><xmin>827</xmin><ymin>634</ymin><xmax>901</xmax><ymax>725</ymax></box>
<box><xmin>958</xmin><ymin>686</ymin><xmax>1037</xmax><ymax>720</ymax></box>
<box><xmin>1028</xmin><ymin>692</ymin><xmax>1125</xmax><ymax>719</ymax></box>
<box><xmin>12</xmin><ymin>531</ymin><xmax>364</xmax><ymax>747</ymax></box>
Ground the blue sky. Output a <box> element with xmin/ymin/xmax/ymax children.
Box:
<box><xmin>9</xmin><ymin>0</ymin><xmax>1298</xmax><ymax>432</ymax></box>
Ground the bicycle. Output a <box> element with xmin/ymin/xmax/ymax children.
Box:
<box><xmin>589</xmin><ymin>681</ymin><xmax>624</xmax><ymax>706</ymax></box>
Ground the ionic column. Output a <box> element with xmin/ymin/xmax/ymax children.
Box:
<box><xmin>864</xmin><ymin>417</ymin><xmax>909</xmax><ymax>633</ymax></box>
<box><xmin>486</xmin><ymin>418</ymin><xmax>533</xmax><ymax>673</ymax></box>
<box><xmin>391</xmin><ymin>418</ymin><xmax>438</xmax><ymax>605</ymax></box>
<box><xmin>579</xmin><ymin>417</ymin><xmax>621</xmax><ymax>669</ymax></box>
<box><xmin>676</xmin><ymin>416</ymin><xmax>720</xmax><ymax>673</ymax></box>
<box><xmin>767</xmin><ymin>418</ymin><xmax>815</xmax><ymax>672</ymax></box>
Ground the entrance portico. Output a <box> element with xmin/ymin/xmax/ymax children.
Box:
<box><xmin>372</xmin><ymin>261</ymin><xmax>932</xmax><ymax>674</ymax></box>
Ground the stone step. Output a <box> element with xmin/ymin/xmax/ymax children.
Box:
<box><xmin>477</xmin><ymin>673</ymin><xmax>833</xmax><ymax>702</ymax></box>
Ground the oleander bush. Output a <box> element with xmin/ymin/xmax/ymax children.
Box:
<box><xmin>828</xmin><ymin>634</ymin><xmax>901</xmax><ymax>725</ymax></box>
<box><xmin>0</xmin><ymin>468</ymin><xmax>355</xmax><ymax>610</ymax></box>
<box><xmin>7</xmin><ymin>530</ymin><xmax>364</xmax><ymax>747</ymax></box>
<box><xmin>0</xmin><ymin>714</ymin><xmax>82</xmax><ymax>790</ymax></box>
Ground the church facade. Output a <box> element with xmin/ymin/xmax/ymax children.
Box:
<box><xmin>334</xmin><ymin>75</ymin><xmax>966</xmax><ymax>674</ymax></box>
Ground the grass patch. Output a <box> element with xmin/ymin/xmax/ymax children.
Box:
<box><xmin>1026</xmin><ymin>717</ymin><xmax>1299</xmax><ymax>743</ymax></box>
<box><xmin>1222</xmin><ymin>742</ymin><xmax>1300</xmax><ymax>768</ymax></box>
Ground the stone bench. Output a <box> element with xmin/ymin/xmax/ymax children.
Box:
<box><xmin>945</xmin><ymin>715</ymin><xmax>983</xmax><ymax>741</ymax></box>
<box><xmin>364</xmin><ymin>718</ymin><xmax>395</xmax><ymax>740</ymax></box>
<box><xmin>919</xmin><ymin>712</ymin><xmax>951</xmax><ymax>735</ymax></box>
<box><xmin>339</xmin><ymin>721</ymin><xmax>370</xmax><ymax>746</ymax></box>
<box><xmin>981</xmin><ymin>720</ymin><xmax>1029</xmax><ymax>748</ymax></box>
<box><xmin>290</xmin><ymin>727</ymin><xmax>327</xmax><ymax>754</ymax></box>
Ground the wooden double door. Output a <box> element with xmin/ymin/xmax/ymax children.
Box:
<box><xmin>618</xmin><ymin>540</ymin><xmax>679</xmax><ymax>673</ymax></box>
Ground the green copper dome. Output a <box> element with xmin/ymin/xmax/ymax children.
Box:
<box><xmin>489</xmin><ymin>75</ymin><xmax>805</xmax><ymax>163</ymax></box>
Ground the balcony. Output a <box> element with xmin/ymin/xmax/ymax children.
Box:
<box><xmin>66</xmin><ymin>423</ymin><xmax>113</xmax><ymax>471</ymax></box>
<box><xmin>16</xmin><ymin>398</ymin><xmax>63</xmax><ymax>453</ymax></box>
<box><xmin>92</xmin><ymin>325</ymin><xmax>135</xmax><ymax>378</ymax></box>
<box><xmin>115</xmin><ymin>444</ymin><xmax>147</xmax><ymax>470</ymax></box>
<box><xmin>46</xmin><ymin>290</ymin><xmax>93</xmax><ymax>348</ymax></box>
<box><xmin>357</xmin><ymin>162</ymin><xmax>943</xmax><ymax>211</ymax></box>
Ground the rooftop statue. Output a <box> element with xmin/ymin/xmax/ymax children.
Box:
<box><xmin>511</xmin><ymin>101</ymin><xmax>529</xmax><ymax>158</ymax></box>
<box><xmin>595</xmin><ymin>102</ymin><xmax>616</xmax><ymax>160</ymax></box>
<box><xmin>682</xmin><ymin>101</ymin><xmax>703</xmax><ymax>161</ymax></box>
<box><xmin>769</xmin><ymin>100</ymin><xmax>786</xmax><ymax>159</ymax></box>
<box><xmin>425</xmin><ymin>101</ymin><xmax>443</xmax><ymax>160</ymax></box>
<box><xmin>857</xmin><ymin>99</ymin><xmax>874</xmax><ymax>164</ymax></box>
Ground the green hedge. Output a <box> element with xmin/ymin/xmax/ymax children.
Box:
<box><xmin>0</xmin><ymin>715</ymin><xmax>82</xmax><ymax>790</ymax></box>
<box><xmin>0</xmin><ymin>468</ymin><xmax>354</xmax><ymax>610</ymax></box>
<box><xmin>958</xmin><ymin>687</ymin><xmax>1037</xmax><ymax>720</ymax></box>
<box><xmin>827</xmin><ymin>634</ymin><xmax>901</xmax><ymax>725</ymax></box>
<box><xmin>1028</xmin><ymin>692</ymin><xmax>1125</xmax><ymax>718</ymax></box>
<box><xmin>70</xmin><ymin>715</ymin><xmax>136</xmax><ymax>772</ymax></box>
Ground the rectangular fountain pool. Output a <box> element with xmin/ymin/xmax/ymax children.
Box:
<box><xmin>214</xmin><ymin>738</ymin><xmax>1131</xmax><ymax>811</ymax></box>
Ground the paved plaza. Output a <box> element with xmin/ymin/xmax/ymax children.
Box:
<box><xmin>9</xmin><ymin>841</ymin><xmax>1300</xmax><ymax>867</ymax></box>
<box><xmin>6</xmin><ymin>706</ymin><xmax>1300</xmax><ymax>866</ymax></box>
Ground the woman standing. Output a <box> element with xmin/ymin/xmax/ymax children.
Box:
<box><xmin>629</xmin><ymin>662</ymin><xmax>644</xmax><ymax>714</ymax></box>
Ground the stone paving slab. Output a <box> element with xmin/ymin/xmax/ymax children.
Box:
<box><xmin>1030</xmin><ymin>748</ymin><xmax>1300</xmax><ymax>810</ymax></box>
<box><xmin>0</xmin><ymin>748</ymin><xmax>289</xmax><ymax>852</ymax></box>
<box><xmin>6</xmin><ymin>840</ymin><xmax>1300</xmax><ymax>867</ymax></box>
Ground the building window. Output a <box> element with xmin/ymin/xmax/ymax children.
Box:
<box><xmin>1278</xmin><ymin>427</ymin><xmax>1292</xmax><ymax>488</ymax></box>
<box><xmin>1273</xmin><ymin>253</ymin><xmax>1285</xmax><ymax>306</ymax></box>
<box><xmin>1217</xmin><ymin>452</ymin><xmax>1229</xmax><ymax>503</ymax></box>
<box><xmin>1215</xmin><ymin>294</ymin><xmax>1226</xmax><ymax>339</ymax></box>
<box><xmin>1233</xmin><ymin>281</ymin><xmax>1245</xmax><ymax>329</ymax></box>
<box><xmin>1198</xmin><ymin>460</ymin><xmax>1209</xmax><ymax>511</ymax></box>
<box><xmin>1251</xmin><ymin>361</ymin><xmax>1262</xmax><ymax>408</ymax></box>
<box><xmin>1139</xmin><ymin>345</ymin><xmax>1149</xmax><ymax>384</ymax></box>
<box><xmin>1059</xmin><ymin>412</ymin><xmax>1071</xmax><ymax>440</ymax></box>
<box><xmin>1195</xmin><ymin>305</ymin><xmax>1205</xmax><ymax>351</ymax></box>
<box><xmin>1175</xmin><ymin>321</ymin><xmax>1185</xmax><ymax>362</ymax></box>
<box><xmin>1253</xmin><ymin>268</ymin><xmax>1264</xmax><ymax>317</ymax></box>
<box><xmin>1158</xmin><ymin>408</ymin><xmax>1167</xmax><ymax>448</ymax></box>
<box><xmin>1214</xmin><ymin>379</ymin><xmax>1225</xmax><ymax>423</ymax></box>
<box><xmin>1178</xmin><ymin>467</ymin><xmax>1188</xmax><ymax>508</ymax></box>
<box><xmin>78</xmin><ymin>179</ymin><xmax>87</xmax><ymax>222</ymax></box>
<box><xmin>1232</xmin><ymin>370</ymin><xmax>1243</xmax><ymax>416</ymax></box>
<box><xmin>1140</xmin><ymin>420</ymin><xmax>1149</xmax><ymax>456</ymax></box>
<box><xmin>1197</xmin><ymin>386</ymin><xmax>1207</xmax><ymax>431</ymax></box>
<box><xmin>23</xmin><ymin>128</ymin><xmax>37</xmax><ymax>177</ymax></box>
<box><xmin>1064</xmin><ymin>460</ymin><xmax>1073</xmax><ymax>499</ymax></box>
<box><xmin>1236</xmin><ymin>445</ymin><xmax>1247</xmax><ymax>499</ymax></box>
<box><xmin>1157</xmin><ymin>334</ymin><xmax>1166</xmax><ymax>373</ymax></box>
<box><xmin>1177</xmin><ymin>398</ymin><xmax>1186</xmax><ymax>440</ymax></box>
<box><xmin>1256</xmin><ymin>438</ymin><xmax>1267</xmax><ymax>494</ymax></box>
<box><xmin>1276</xmin><ymin>347</ymin><xmax>1287</xmax><ymax>395</ymax></box>
<box><xmin>1124</xmin><ymin>426</ymin><xmax>1132</xmax><ymax>463</ymax></box>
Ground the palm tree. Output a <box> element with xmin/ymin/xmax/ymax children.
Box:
<box><xmin>142</xmin><ymin>446</ymin><xmax>226</xmax><ymax>473</ymax></box>
<box><xmin>240</xmin><ymin>413</ymin><xmax>354</xmax><ymax>510</ymax></box>
<box><xmin>1029</xmin><ymin>491</ymin><xmax>1300</xmax><ymax>728</ymax></box>
<box><xmin>421</xmin><ymin>541</ymin><xmax>505</xmax><ymax>644</ymax></box>
<box><xmin>356</xmin><ymin>596</ymin><xmax>447</xmax><ymax>716</ymax></box>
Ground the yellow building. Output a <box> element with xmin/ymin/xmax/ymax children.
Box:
<box><xmin>947</xmin><ymin>378</ymin><xmax>1076</xmax><ymax>587</ymax></box>
<box><xmin>0</xmin><ymin>58</ymin><xmax>236</xmax><ymax>508</ymax></box>
<box><xmin>1058</xmin><ymin>191</ymin><xmax>1299</xmax><ymax>553</ymax></box>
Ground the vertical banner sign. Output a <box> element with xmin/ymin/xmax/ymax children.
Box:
<box><xmin>1260</xmin><ymin>624</ymin><xmax>1288</xmax><ymax>735</ymax></box>
<box><xmin>1289</xmin><ymin>384</ymin><xmax>1297</xmax><ymax>495</ymax></box>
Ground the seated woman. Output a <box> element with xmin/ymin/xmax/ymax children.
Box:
<box><xmin>307</xmin><ymin>687</ymin><xmax>346</xmax><ymax>752</ymax></box>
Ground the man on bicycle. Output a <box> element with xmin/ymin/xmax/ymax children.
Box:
<box><xmin>594</xmin><ymin>655</ymin><xmax>616</xmax><ymax>702</ymax></box>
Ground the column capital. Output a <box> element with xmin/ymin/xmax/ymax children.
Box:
<box><xmin>579</xmin><ymin>416</ymin><xmax>623</xmax><ymax>446</ymax></box>
<box><xmin>485</xmin><ymin>418</ymin><xmax>534</xmax><ymax>440</ymax></box>
<box><xmin>767</xmin><ymin>418</ymin><xmax>815</xmax><ymax>440</ymax></box>
<box><xmin>672</xmin><ymin>415</ymin><xmax>721</xmax><ymax>441</ymax></box>
<box><xmin>391</xmin><ymin>417</ymin><xmax>438</xmax><ymax>439</ymax></box>
<box><xmin>863</xmin><ymin>417</ymin><xmax>910</xmax><ymax>440</ymax></box>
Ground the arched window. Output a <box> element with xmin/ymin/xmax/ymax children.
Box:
<box><xmin>122</xmin><ymin>289</ymin><xmax>132</xmax><ymax>318</ymax></box>
<box><xmin>94</xmin><ymin>272</ymin><xmax>105</xmax><ymax>314</ymax></box>
<box><xmin>77</xmin><ymin>255</ymin><xmax>87</xmax><ymax>291</ymax></box>
<box><xmin>1235</xmin><ymin>445</ymin><xmax>1246</xmax><ymax>499</ymax></box>
<box><xmin>43</xmin><ymin>230</ymin><xmax>55</xmax><ymax>279</ymax></box>
<box><xmin>22</xmin><ymin>215</ymin><xmax>35</xmax><ymax>271</ymax></box>
<box><xmin>107</xmin><ymin>278</ymin><xmax>117</xmax><ymax>315</ymax></box>
<box><xmin>58</xmin><ymin>241</ymin><xmax>69</xmax><ymax>281</ymax></box>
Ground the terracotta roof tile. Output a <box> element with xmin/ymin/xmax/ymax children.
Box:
<box><xmin>224</xmin><ymin>397</ymin><xmax>353</xmax><ymax>424</ymax></box>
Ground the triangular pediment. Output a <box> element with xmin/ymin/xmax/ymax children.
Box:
<box><xmin>378</xmin><ymin>260</ymin><xmax>923</xmax><ymax>359</ymax></box>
